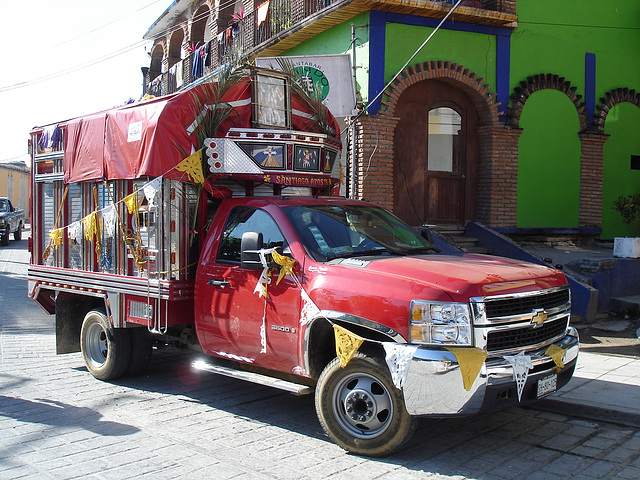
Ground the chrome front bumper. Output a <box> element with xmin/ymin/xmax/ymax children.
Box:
<box><xmin>402</xmin><ymin>327</ymin><xmax>580</xmax><ymax>415</ymax></box>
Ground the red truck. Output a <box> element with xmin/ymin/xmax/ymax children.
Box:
<box><xmin>28</xmin><ymin>68</ymin><xmax>579</xmax><ymax>457</ymax></box>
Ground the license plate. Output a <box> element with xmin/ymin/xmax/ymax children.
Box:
<box><xmin>537</xmin><ymin>374</ymin><xmax>557</xmax><ymax>398</ymax></box>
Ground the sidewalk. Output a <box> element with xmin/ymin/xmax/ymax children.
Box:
<box><xmin>535</xmin><ymin>351</ymin><xmax>640</xmax><ymax>428</ymax></box>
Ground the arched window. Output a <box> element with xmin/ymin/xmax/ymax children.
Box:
<box><xmin>427</xmin><ymin>107</ymin><xmax>461</xmax><ymax>173</ymax></box>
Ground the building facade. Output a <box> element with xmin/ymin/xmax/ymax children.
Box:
<box><xmin>143</xmin><ymin>0</ymin><xmax>640</xmax><ymax>239</ymax></box>
<box><xmin>0</xmin><ymin>161</ymin><xmax>30</xmax><ymax>220</ymax></box>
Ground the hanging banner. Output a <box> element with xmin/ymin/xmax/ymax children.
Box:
<box><xmin>123</xmin><ymin>192</ymin><xmax>140</xmax><ymax>214</ymax></box>
<box><xmin>333</xmin><ymin>324</ymin><xmax>364</xmax><ymax>368</ymax></box>
<box><xmin>102</xmin><ymin>205</ymin><xmax>118</xmax><ymax>238</ymax></box>
<box><xmin>143</xmin><ymin>176</ymin><xmax>163</xmax><ymax>207</ymax></box>
<box><xmin>446</xmin><ymin>347</ymin><xmax>487</xmax><ymax>391</ymax></box>
<box><xmin>257</xmin><ymin>1</ymin><xmax>270</xmax><ymax>26</ymax></box>
<box><xmin>175</xmin><ymin>149</ymin><xmax>205</xmax><ymax>184</ymax></box>
<box><xmin>545</xmin><ymin>345</ymin><xmax>565</xmax><ymax>372</ymax></box>
<box><xmin>260</xmin><ymin>315</ymin><xmax>267</xmax><ymax>354</ymax></box>
<box><xmin>383</xmin><ymin>343</ymin><xmax>418</xmax><ymax>390</ymax></box>
<box><xmin>300</xmin><ymin>289</ymin><xmax>320</xmax><ymax>326</ymax></box>
<box><xmin>272</xmin><ymin>249</ymin><xmax>296</xmax><ymax>284</ymax></box>
<box><xmin>68</xmin><ymin>221</ymin><xmax>82</xmax><ymax>243</ymax></box>
<box><xmin>49</xmin><ymin>228</ymin><xmax>64</xmax><ymax>248</ymax></box>
<box><xmin>503</xmin><ymin>351</ymin><xmax>534</xmax><ymax>402</ymax></box>
<box><xmin>82</xmin><ymin>212</ymin><xmax>100</xmax><ymax>241</ymax></box>
<box><xmin>256</xmin><ymin>55</ymin><xmax>357</xmax><ymax>117</ymax></box>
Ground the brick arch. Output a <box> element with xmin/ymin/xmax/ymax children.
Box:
<box><xmin>191</xmin><ymin>4</ymin><xmax>212</xmax><ymax>45</ymax></box>
<box><xmin>507</xmin><ymin>73</ymin><xmax>588</xmax><ymax>131</ymax></box>
<box><xmin>168</xmin><ymin>26</ymin><xmax>186</xmax><ymax>65</ymax></box>
<box><xmin>593</xmin><ymin>88</ymin><xmax>640</xmax><ymax>133</ymax></box>
<box><xmin>380</xmin><ymin>61</ymin><xmax>501</xmax><ymax>127</ymax></box>
<box><xmin>149</xmin><ymin>42</ymin><xmax>165</xmax><ymax>78</ymax></box>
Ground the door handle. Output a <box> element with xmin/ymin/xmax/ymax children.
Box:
<box><xmin>207</xmin><ymin>279</ymin><xmax>230</xmax><ymax>288</ymax></box>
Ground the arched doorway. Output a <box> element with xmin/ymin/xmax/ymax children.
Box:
<box><xmin>393</xmin><ymin>79</ymin><xmax>478</xmax><ymax>226</ymax></box>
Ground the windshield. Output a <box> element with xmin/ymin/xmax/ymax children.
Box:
<box><xmin>283</xmin><ymin>203</ymin><xmax>435</xmax><ymax>262</ymax></box>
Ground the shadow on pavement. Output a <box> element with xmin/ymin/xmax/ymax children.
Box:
<box><xmin>0</xmin><ymin>394</ymin><xmax>140</xmax><ymax>436</ymax></box>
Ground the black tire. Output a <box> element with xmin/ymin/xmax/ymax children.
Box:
<box><xmin>126</xmin><ymin>327</ymin><xmax>153</xmax><ymax>376</ymax></box>
<box><xmin>14</xmin><ymin>224</ymin><xmax>22</xmax><ymax>241</ymax></box>
<box><xmin>0</xmin><ymin>233</ymin><xmax>8</xmax><ymax>246</ymax></box>
<box><xmin>80</xmin><ymin>309</ymin><xmax>131</xmax><ymax>381</ymax></box>
<box><xmin>315</xmin><ymin>352</ymin><xmax>417</xmax><ymax>457</ymax></box>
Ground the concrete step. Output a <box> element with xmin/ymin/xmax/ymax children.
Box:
<box><xmin>611</xmin><ymin>295</ymin><xmax>640</xmax><ymax>313</ymax></box>
<box><xmin>430</xmin><ymin>224</ymin><xmax>492</xmax><ymax>254</ymax></box>
<box><xmin>450</xmin><ymin>236</ymin><xmax>479</xmax><ymax>247</ymax></box>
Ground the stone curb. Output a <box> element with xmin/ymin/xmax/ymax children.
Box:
<box><xmin>530</xmin><ymin>398</ymin><xmax>640</xmax><ymax>429</ymax></box>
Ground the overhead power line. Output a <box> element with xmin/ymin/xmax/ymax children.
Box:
<box><xmin>0</xmin><ymin>2</ymin><xmax>220</xmax><ymax>93</ymax></box>
<box><xmin>11</xmin><ymin>0</ymin><xmax>166</xmax><ymax>65</ymax></box>
<box><xmin>0</xmin><ymin>39</ymin><xmax>150</xmax><ymax>93</ymax></box>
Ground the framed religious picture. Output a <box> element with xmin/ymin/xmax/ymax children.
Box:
<box><xmin>323</xmin><ymin>148</ymin><xmax>339</xmax><ymax>173</ymax></box>
<box><xmin>239</xmin><ymin>143</ymin><xmax>286</xmax><ymax>169</ymax></box>
<box><xmin>294</xmin><ymin>146</ymin><xmax>320</xmax><ymax>172</ymax></box>
<box><xmin>251</xmin><ymin>68</ymin><xmax>291</xmax><ymax>129</ymax></box>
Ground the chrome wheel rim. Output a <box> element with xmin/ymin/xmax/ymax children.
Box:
<box><xmin>332</xmin><ymin>372</ymin><xmax>393</xmax><ymax>439</ymax></box>
<box><xmin>85</xmin><ymin>321</ymin><xmax>108</xmax><ymax>368</ymax></box>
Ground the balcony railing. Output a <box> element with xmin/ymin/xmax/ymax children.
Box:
<box><xmin>145</xmin><ymin>0</ymin><xmax>517</xmax><ymax>97</ymax></box>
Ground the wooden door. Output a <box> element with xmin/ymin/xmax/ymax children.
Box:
<box><xmin>393</xmin><ymin>80</ymin><xmax>478</xmax><ymax>225</ymax></box>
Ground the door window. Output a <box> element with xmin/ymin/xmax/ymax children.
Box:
<box><xmin>427</xmin><ymin>107</ymin><xmax>461</xmax><ymax>172</ymax></box>
<box><xmin>217</xmin><ymin>207</ymin><xmax>286</xmax><ymax>263</ymax></box>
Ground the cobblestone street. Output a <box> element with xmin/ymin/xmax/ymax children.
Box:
<box><xmin>2</xmin><ymin>237</ymin><xmax>640</xmax><ymax>479</ymax></box>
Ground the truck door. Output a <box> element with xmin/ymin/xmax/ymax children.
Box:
<box><xmin>196</xmin><ymin>206</ymin><xmax>301</xmax><ymax>372</ymax></box>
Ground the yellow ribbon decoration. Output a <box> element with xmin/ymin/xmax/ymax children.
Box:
<box><xmin>49</xmin><ymin>228</ymin><xmax>64</xmax><ymax>248</ymax></box>
<box><xmin>42</xmin><ymin>186</ymin><xmax>69</xmax><ymax>261</ymax></box>
<box><xmin>545</xmin><ymin>344</ymin><xmax>565</xmax><ymax>372</ymax></box>
<box><xmin>123</xmin><ymin>193</ymin><xmax>140</xmax><ymax>214</ymax></box>
<box><xmin>175</xmin><ymin>149</ymin><xmax>205</xmax><ymax>184</ymax></box>
<box><xmin>446</xmin><ymin>347</ymin><xmax>487</xmax><ymax>391</ymax></box>
<box><xmin>271</xmin><ymin>250</ymin><xmax>296</xmax><ymax>285</ymax></box>
<box><xmin>82</xmin><ymin>212</ymin><xmax>100</xmax><ymax>241</ymax></box>
<box><xmin>333</xmin><ymin>324</ymin><xmax>365</xmax><ymax>368</ymax></box>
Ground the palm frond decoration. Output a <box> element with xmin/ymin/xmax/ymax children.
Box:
<box><xmin>274</xmin><ymin>57</ymin><xmax>332</xmax><ymax>136</ymax></box>
<box><xmin>190</xmin><ymin>61</ymin><xmax>248</xmax><ymax>151</ymax></box>
<box><xmin>177</xmin><ymin>61</ymin><xmax>248</xmax><ymax>243</ymax></box>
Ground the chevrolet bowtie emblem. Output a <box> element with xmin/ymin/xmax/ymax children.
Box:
<box><xmin>531</xmin><ymin>310</ymin><xmax>548</xmax><ymax>327</ymax></box>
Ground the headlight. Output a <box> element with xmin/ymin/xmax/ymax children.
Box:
<box><xmin>410</xmin><ymin>300</ymin><xmax>472</xmax><ymax>346</ymax></box>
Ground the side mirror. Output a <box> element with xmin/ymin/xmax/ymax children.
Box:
<box><xmin>241</xmin><ymin>231</ymin><xmax>264</xmax><ymax>270</ymax></box>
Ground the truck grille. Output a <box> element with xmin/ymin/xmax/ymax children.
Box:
<box><xmin>478</xmin><ymin>287</ymin><xmax>571</xmax><ymax>353</ymax></box>
<box><xmin>484</xmin><ymin>288</ymin><xmax>570</xmax><ymax>318</ymax></box>
<box><xmin>486</xmin><ymin>317</ymin><xmax>569</xmax><ymax>351</ymax></box>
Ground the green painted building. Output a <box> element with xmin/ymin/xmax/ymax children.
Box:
<box><xmin>146</xmin><ymin>0</ymin><xmax>640</xmax><ymax>239</ymax></box>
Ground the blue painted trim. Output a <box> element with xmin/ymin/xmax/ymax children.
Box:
<box><xmin>366</xmin><ymin>9</ymin><xmax>514</xmax><ymax>115</ymax></box>
<box><xmin>585</xmin><ymin>53</ymin><xmax>596</xmax><ymax>124</ymax></box>
<box><xmin>368</xmin><ymin>11</ymin><xmax>387</xmax><ymax>115</ymax></box>
<box><xmin>385</xmin><ymin>12</ymin><xmax>512</xmax><ymax>37</ymax></box>
<box><xmin>493</xmin><ymin>227</ymin><xmax>603</xmax><ymax>235</ymax></box>
<box><xmin>496</xmin><ymin>36</ymin><xmax>510</xmax><ymax>121</ymax></box>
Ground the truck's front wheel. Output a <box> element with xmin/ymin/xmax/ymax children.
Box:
<box><xmin>81</xmin><ymin>309</ymin><xmax>131</xmax><ymax>381</ymax></box>
<box><xmin>315</xmin><ymin>352</ymin><xmax>417</xmax><ymax>457</ymax></box>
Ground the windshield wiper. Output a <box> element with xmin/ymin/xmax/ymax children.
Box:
<box><xmin>404</xmin><ymin>246</ymin><xmax>439</xmax><ymax>255</ymax></box>
<box><xmin>325</xmin><ymin>248</ymin><xmax>407</xmax><ymax>261</ymax></box>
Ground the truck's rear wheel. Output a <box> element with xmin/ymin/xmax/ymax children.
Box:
<box><xmin>315</xmin><ymin>352</ymin><xmax>417</xmax><ymax>457</ymax></box>
<box><xmin>81</xmin><ymin>309</ymin><xmax>131</xmax><ymax>381</ymax></box>
<box><xmin>14</xmin><ymin>224</ymin><xmax>22</xmax><ymax>241</ymax></box>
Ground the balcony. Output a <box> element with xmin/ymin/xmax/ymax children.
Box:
<box><xmin>224</xmin><ymin>0</ymin><xmax>517</xmax><ymax>59</ymax></box>
<box><xmin>145</xmin><ymin>0</ymin><xmax>517</xmax><ymax>97</ymax></box>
